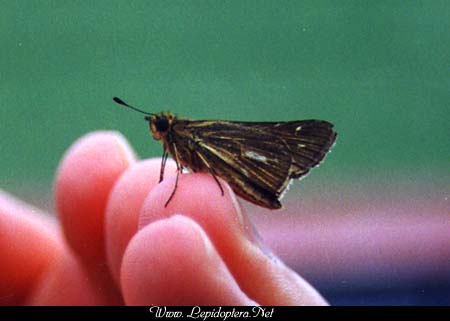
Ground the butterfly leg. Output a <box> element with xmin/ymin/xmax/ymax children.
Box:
<box><xmin>195</xmin><ymin>151</ymin><xmax>224</xmax><ymax>196</ymax></box>
<box><xmin>164</xmin><ymin>144</ymin><xmax>182</xmax><ymax>207</ymax></box>
<box><xmin>159</xmin><ymin>148</ymin><xmax>169</xmax><ymax>183</ymax></box>
<box><xmin>164</xmin><ymin>165</ymin><xmax>181</xmax><ymax>207</ymax></box>
<box><xmin>209</xmin><ymin>171</ymin><xmax>224</xmax><ymax>196</ymax></box>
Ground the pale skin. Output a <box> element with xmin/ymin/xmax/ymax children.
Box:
<box><xmin>0</xmin><ymin>131</ymin><xmax>327</xmax><ymax>305</ymax></box>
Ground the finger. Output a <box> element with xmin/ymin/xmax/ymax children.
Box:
<box><xmin>55</xmin><ymin>131</ymin><xmax>136</xmax><ymax>263</ymax></box>
<box><xmin>54</xmin><ymin>131</ymin><xmax>135</xmax><ymax>304</ymax></box>
<box><xmin>105</xmin><ymin>158</ymin><xmax>177</xmax><ymax>286</ymax></box>
<box><xmin>26</xmin><ymin>248</ymin><xmax>116</xmax><ymax>305</ymax></box>
<box><xmin>139</xmin><ymin>173</ymin><xmax>327</xmax><ymax>305</ymax></box>
<box><xmin>0</xmin><ymin>190</ymin><xmax>124</xmax><ymax>305</ymax></box>
<box><xmin>121</xmin><ymin>215</ymin><xmax>256</xmax><ymax>305</ymax></box>
<box><xmin>0</xmin><ymin>190</ymin><xmax>60</xmax><ymax>305</ymax></box>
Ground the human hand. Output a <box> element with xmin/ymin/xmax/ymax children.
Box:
<box><xmin>0</xmin><ymin>131</ymin><xmax>327</xmax><ymax>305</ymax></box>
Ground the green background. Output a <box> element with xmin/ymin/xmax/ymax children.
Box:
<box><xmin>1</xmin><ymin>1</ymin><xmax>448</xmax><ymax>200</ymax></box>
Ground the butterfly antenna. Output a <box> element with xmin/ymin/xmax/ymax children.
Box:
<box><xmin>113</xmin><ymin>97</ymin><xmax>155</xmax><ymax>116</ymax></box>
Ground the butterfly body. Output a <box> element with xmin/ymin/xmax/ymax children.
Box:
<box><xmin>145</xmin><ymin>112</ymin><xmax>337</xmax><ymax>209</ymax></box>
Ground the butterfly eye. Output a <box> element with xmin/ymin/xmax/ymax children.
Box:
<box><xmin>155</xmin><ymin>117</ymin><xmax>169</xmax><ymax>132</ymax></box>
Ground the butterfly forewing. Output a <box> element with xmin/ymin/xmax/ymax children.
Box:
<box><xmin>263</xmin><ymin>120</ymin><xmax>337</xmax><ymax>178</ymax></box>
<box><xmin>169</xmin><ymin>119</ymin><xmax>336</xmax><ymax>209</ymax></box>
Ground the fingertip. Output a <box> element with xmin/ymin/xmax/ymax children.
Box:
<box><xmin>0</xmin><ymin>191</ymin><xmax>61</xmax><ymax>304</ymax></box>
<box><xmin>138</xmin><ymin>173</ymin><xmax>327</xmax><ymax>305</ymax></box>
<box><xmin>105</xmin><ymin>158</ymin><xmax>177</xmax><ymax>286</ymax></box>
<box><xmin>54</xmin><ymin>131</ymin><xmax>135</xmax><ymax>262</ymax></box>
<box><xmin>121</xmin><ymin>215</ymin><xmax>255</xmax><ymax>305</ymax></box>
<box><xmin>139</xmin><ymin>173</ymin><xmax>244</xmax><ymax>236</ymax></box>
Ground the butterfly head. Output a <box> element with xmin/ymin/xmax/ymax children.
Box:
<box><xmin>113</xmin><ymin>97</ymin><xmax>175</xmax><ymax>141</ymax></box>
<box><xmin>147</xmin><ymin>112</ymin><xmax>175</xmax><ymax>141</ymax></box>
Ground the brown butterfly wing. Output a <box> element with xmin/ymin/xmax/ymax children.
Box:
<box><xmin>171</xmin><ymin>119</ymin><xmax>336</xmax><ymax>209</ymax></box>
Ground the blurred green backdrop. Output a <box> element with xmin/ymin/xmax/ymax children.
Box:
<box><xmin>1</xmin><ymin>1</ymin><xmax>448</xmax><ymax>200</ymax></box>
